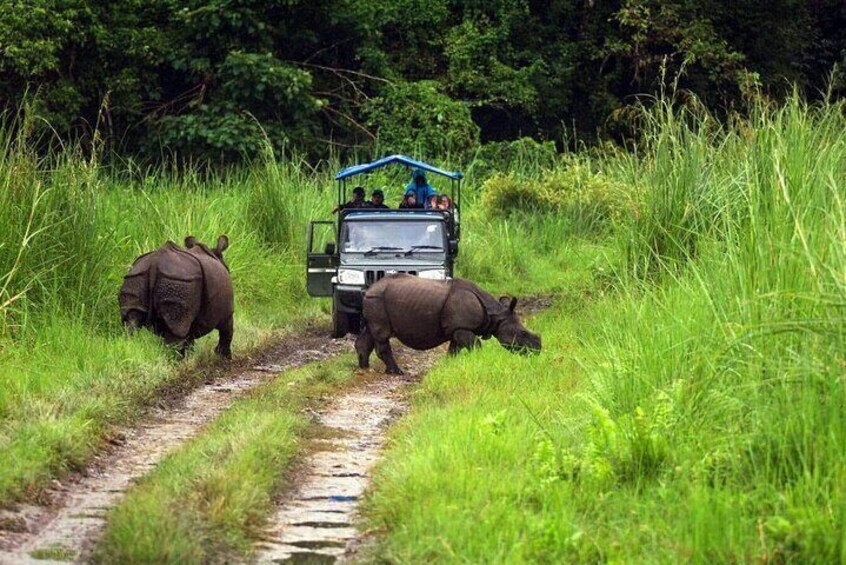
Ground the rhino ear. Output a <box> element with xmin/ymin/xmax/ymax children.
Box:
<box><xmin>498</xmin><ymin>296</ymin><xmax>511</xmax><ymax>309</ymax></box>
<box><xmin>216</xmin><ymin>235</ymin><xmax>229</xmax><ymax>254</ymax></box>
<box><xmin>509</xmin><ymin>297</ymin><xmax>518</xmax><ymax>312</ymax></box>
<box><xmin>184</xmin><ymin>236</ymin><xmax>198</xmax><ymax>249</ymax></box>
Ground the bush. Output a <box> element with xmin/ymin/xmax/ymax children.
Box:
<box><xmin>472</xmin><ymin>137</ymin><xmax>559</xmax><ymax>176</ymax></box>
<box><xmin>364</xmin><ymin>81</ymin><xmax>480</xmax><ymax>158</ymax></box>
<box><xmin>481</xmin><ymin>163</ymin><xmax>634</xmax><ymax>233</ymax></box>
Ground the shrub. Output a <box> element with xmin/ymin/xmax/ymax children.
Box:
<box><xmin>481</xmin><ymin>163</ymin><xmax>635</xmax><ymax>233</ymax></box>
<box><xmin>364</xmin><ymin>81</ymin><xmax>480</xmax><ymax>158</ymax></box>
<box><xmin>472</xmin><ymin>138</ymin><xmax>559</xmax><ymax>176</ymax></box>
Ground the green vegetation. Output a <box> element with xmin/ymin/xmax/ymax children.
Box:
<box><xmin>3</xmin><ymin>58</ymin><xmax>846</xmax><ymax>560</ymax></box>
<box><xmin>94</xmin><ymin>356</ymin><xmax>356</xmax><ymax>564</ymax></box>
<box><xmin>365</xmin><ymin>95</ymin><xmax>846</xmax><ymax>562</ymax></box>
<box><xmin>3</xmin><ymin>1</ymin><xmax>846</xmax><ymax>159</ymax></box>
<box><xmin>0</xmin><ymin>119</ymin><xmax>335</xmax><ymax>504</ymax></box>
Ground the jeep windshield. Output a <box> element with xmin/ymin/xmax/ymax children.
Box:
<box><xmin>341</xmin><ymin>221</ymin><xmax>445</xmax><ymax>254</ymax></box>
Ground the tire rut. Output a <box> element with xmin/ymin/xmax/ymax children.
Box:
<box><xmin>0</xmin><ymin>328</ymin><xmax>352</xmax><ymax>564</ymax></box>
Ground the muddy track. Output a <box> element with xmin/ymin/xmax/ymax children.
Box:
<box><xmin>253</xmin><ymin>346</ymin><xmax>440</xmax><ymax>564</ymax></box>
<box><xmin>0</xmin><ymin>327</ymin><xmax>352</xmax><ymax>564</ymax></box>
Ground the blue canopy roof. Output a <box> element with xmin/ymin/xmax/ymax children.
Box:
<box><xmin>335</xmin><ymin>154</ymin><xmax>463</xmax><ymax>181</ymax></box>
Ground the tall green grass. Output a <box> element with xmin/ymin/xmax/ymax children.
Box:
<box><xmin>0</xmin><ymin>118</ymin><xmax>340</xmax><ymax>504</ymax></box>
<box><xmin>366</xmin><ymin>95</ymin><xmax>846</xmax><ymax>562</ymax></box>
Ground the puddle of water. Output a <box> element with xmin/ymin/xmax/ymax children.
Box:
<box><xmin>293</xmin><ymin>522</ymin><xmax>350</xmax><ymax>529</ymax></box>
<box><xmin>282</xmin><ymin>552</ymin><xmax>338</xmax><ymax>565</ymax></box>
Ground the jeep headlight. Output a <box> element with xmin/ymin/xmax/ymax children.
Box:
<box><xmin>418</xmin><ymin>269</ymin><xmax>447</xmax><ymax>280</ymax></box>
<box><xmin>337</xmin><ymin>269</ymin><xmax>365</xmax><ymax>285</ymax></box>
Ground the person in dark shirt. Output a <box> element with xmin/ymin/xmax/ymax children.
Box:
<box><xmin>368</xmin><ymin>188</ymin><xmax>389</xmax><ymax>209</ymax></box>
<box><xmin>332</xmin><ymin>186</ymin><xmax>367</xmax><ymax>213</ymax></box>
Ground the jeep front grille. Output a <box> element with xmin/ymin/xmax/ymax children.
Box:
<box><xmin>365</xmin><ymin>270</ymin><xmax>418</xmax><ymax>285</ymax></box>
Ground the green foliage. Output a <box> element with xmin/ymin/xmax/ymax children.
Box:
<box><xmin>0</xmin><ymin>121</ymin><xmax>331</xmax><ymax>504</ymax></box>
<box><xmin>364</xmin><ymin>81</ymin><xmax>480</xmax><ymax>157</ymax></box>
<box><xmin>0</xmin><ymin>0</ymin><xmax>165</xmax><ymax>132</ymax></box>
<box><xmin>472</xmin><ymin>137</ymin><xmax>559</xmax><ymax>175</ymax></box>
<box><xmin>366</xmin><ymin>95</ymin><xmax>846</xmax><ymax>562</ymax></box>
<box><xmin>444</xmin><ymin>9</ymin><xmax>543</xmax><ymax>111</ymax></box>
<box><xmin>153</xmin><ymin>52</ymin><xmax>322</xmax><ymax>161</ymax></box>
<box><xmin>5</xmin><ymin>0</ymin><xmax>845</xmax><ymax>159</ymax></box>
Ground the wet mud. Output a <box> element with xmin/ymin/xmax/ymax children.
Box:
<box><xmin>0</xmin><ymin>328</ymin><xmax>351</xmax><ymax>564</ymax></box>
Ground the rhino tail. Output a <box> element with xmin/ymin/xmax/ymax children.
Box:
<box><xmin>154</xmin><ymin>274</ymin><xmax>201</xmax><ymax>339</ymax></box>
<box><xmin>146</xmin><ymin>254</ymin><xmax>159</xmax><ymax>326</ymax></box>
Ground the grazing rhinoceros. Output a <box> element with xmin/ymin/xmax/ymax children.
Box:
<box><xmin>356</xmin><ymin>273</ymin><xmax>541</xmax><ymax>374</ymax></box>
<box><xmin>119</xmin><ymin>235</ymin><xmax>234</xmax><ymax>357</ymax></box>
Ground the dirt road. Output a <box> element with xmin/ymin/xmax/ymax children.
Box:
<box><xmin>0</xmin><ymin>329</ymin><xmax>351</xmax><ymax>564</ymax></box>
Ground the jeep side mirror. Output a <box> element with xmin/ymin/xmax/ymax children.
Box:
<box><xmin>448</xmin><ymin>240</ymin><xmax>458</xmax><ymax>256</ymax></box>
<box><xmin>324</xmin><ymin>242</ymin><xmax>336</xmax><ymax>255</ymax></box>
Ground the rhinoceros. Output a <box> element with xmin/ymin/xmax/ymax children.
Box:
<box><xmin>356</xmin><ymin>273</ymin><xmax>541</xmax><ymax>374</ymax></box>
<box><xmin>119</xmin><ymin>235</ymin><xmax>234</xmax><ymax>357</ymax></box>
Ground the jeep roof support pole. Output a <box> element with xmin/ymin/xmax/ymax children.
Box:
<box><xmin>455</xmin><ymin>177</ymin><xmax>461</xmax><ymax>217</ymax></box>
<box><xmin>337</xmin><ymin>178</ymin><xmax>343</xmax><ymax>231</ymax></box>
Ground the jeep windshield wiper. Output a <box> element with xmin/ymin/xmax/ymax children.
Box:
<box><xmin>363</xmin><ymin>246</ymin><xmax>403</xmax><ymax>257</ymax></box>
<box><xmin>404</xmin><ymin>245</ymin><xmax>442</xmax><ymax>256</ymax></box>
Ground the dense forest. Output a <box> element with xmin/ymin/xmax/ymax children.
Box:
<box><xmin>3</xmin><ymin>0</ymin><xmax>846</xmax><ymax>161</ymax></box>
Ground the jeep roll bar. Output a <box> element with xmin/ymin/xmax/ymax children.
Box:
<box><xmin>333</xmin><ymin>154</ymin><xmax>463</xmax><ymax>237</ymax></box>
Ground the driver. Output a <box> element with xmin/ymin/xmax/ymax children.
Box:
<box><xmin>332</xmin><ymin>186</ymin><xmax>367</xmax><ymax>213</ymax></box>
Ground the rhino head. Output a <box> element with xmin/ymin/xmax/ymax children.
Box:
<box><xmin>493</xmin><ymin>297</ymin><xmax>542</xmax><ymax>354</ymax></box>
<box><xmin>123</xmin><ymin>309</ymin><xmax>146</xmax><ymax>333</ymax></box>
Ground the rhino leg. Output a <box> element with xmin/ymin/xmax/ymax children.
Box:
<box><xmin>375</xmin><ymin>339</ymin><xmax>403</xmax><ymax>375</ymax></box>
<box><xmin>215</xmin><ymin>314</ymin><xmax>233</xmax><ymax>359</ymax></box>
<box><xmin>448</xmin><ymin>329</ymin><xmax>481</xmax><ymax>355</ymax></box>
<box><xmin>355</xmin><ymin>326</ymin><xmax>374</xmax><ymax>369</ymax></box>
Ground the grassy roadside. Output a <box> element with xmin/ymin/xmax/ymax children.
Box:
<box><xmin>360</xmin><ymin>283</ymin><xmax>595</xmax><ymax>563</ymax></box>
<box><xmin>93</xmin><ymin>355</ymin><xmax>358</xmax><ymax>564</ymax></box>
<box><xmin>364</xmin><ymin>96</ymin><xmax>846</xmax><ymax>562</ymax></box>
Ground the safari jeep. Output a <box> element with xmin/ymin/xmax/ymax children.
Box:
<box><xmin>306</xmin><ymin>155</ymin><xmax>462</xmax><ymax>337</ymax></box>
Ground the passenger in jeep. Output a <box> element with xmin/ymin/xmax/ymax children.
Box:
<box><xmin>332</xmin><ymin>186</ymin><xmax>367</xmax><ymax>213</ymax></box>
<box><xmin>399</xmin><ymin>191</ymin><xmax>423</xmax><ymax>209</ymax></box>
<box><xmin>368</xmin><ymin>189</ymin><xmax>389</xmax><ymax>209</ymax></box>
<box><xmin>433</xmin><ymin>194</ymin><xmax>453</xmax><ymax>210</ymax></box>
<box><xmin>406</xmin><ymin>169</ymin><xmax>438</xmax><ymax>208</ymax></box>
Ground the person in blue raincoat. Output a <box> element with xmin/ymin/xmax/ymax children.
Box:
<box><xmin>405</xmin><ymin>169</ymin><xmax>438</xmax><ymax>209</ymax></box>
